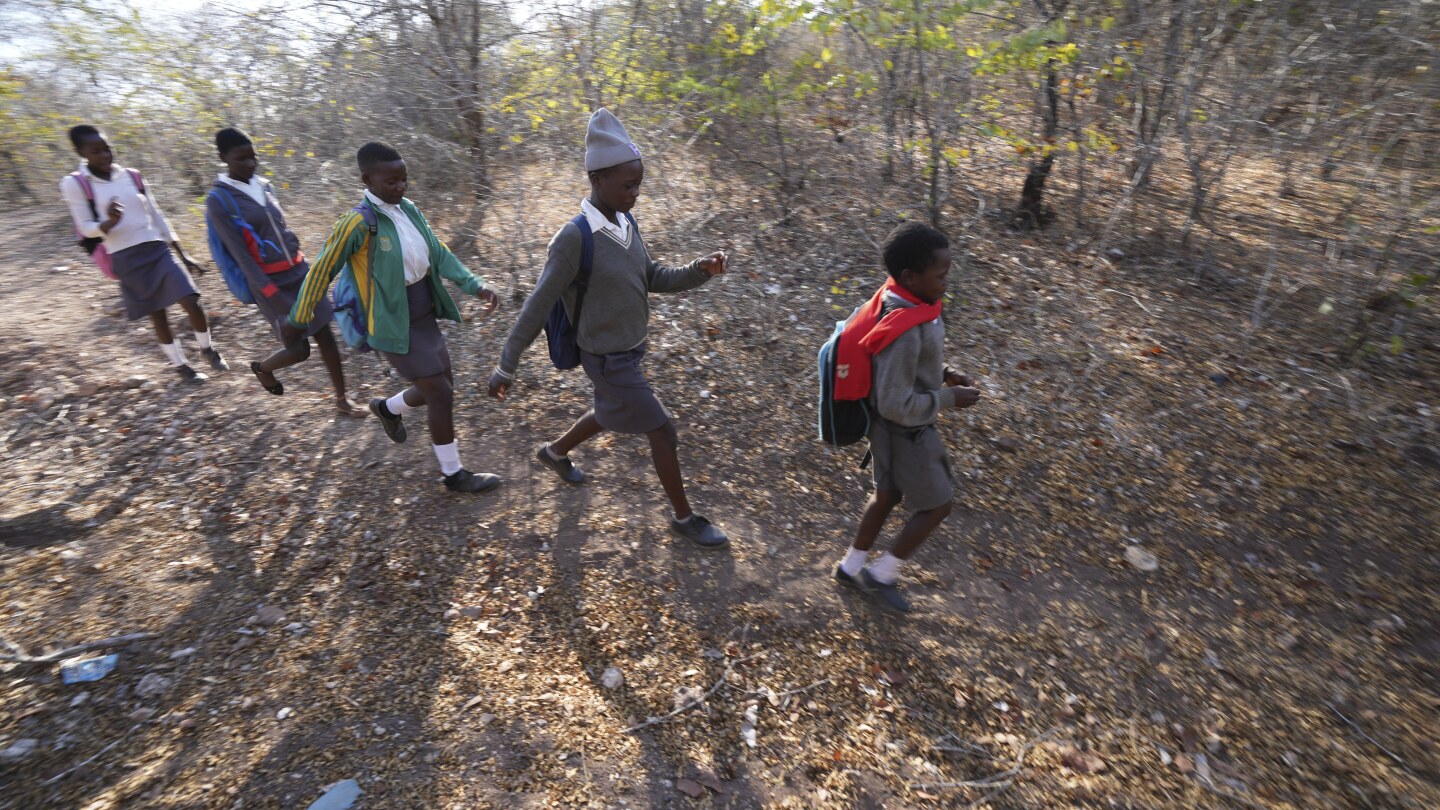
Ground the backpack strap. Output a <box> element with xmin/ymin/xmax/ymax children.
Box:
<box><xmin>570</xmin><ymin>214</ymin><xmax>595</xmax><ymax>332</ymax></box>
<box><xmin>127</xmin><ymin>169</ymin><xmax>145</xmax><ymax>195</ymax></box>
<box><xmin>354</xmin><ymin>201</ymin><xmax>379</xmax><ymax>273</ymax></box>
<box><xmin>207</xmin><ymin>187</ymin><xmax>241</xmax><ymax>218</ymax></box>
<box><xmin>69</xmin><ymin>172</ymin><xmax>99</xmax><ymax>223</ymax></box>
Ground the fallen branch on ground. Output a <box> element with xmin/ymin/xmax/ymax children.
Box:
<box><xmin>40</xmin><ymin>723</ymin><xmax>142</xmax><ymax>786</ymax></box>
<box><xmin>742</xmin><ymin>677</ymin><xmax>832</xmax><ymax>700</ymax></box>
<box><xmin>1194</xmin><ymin>770</ymin><xmax>1272</xmax><ymax>810</ymax></box>
<box><xmin>911</xmin><ymin>726</ymin><xmax>1063</xmax><ymax>791</ymax></box>
<box><xmin>1326</xmin><ymin>701</ymin><xmax>1408</xmax><ymax>769</ymax></box>
<box><xmin>0</xmin><ymin>632</ymin><xmax>156</xmax><ymax>665</ymax></box>
<box><xmin>1101</xmin><ymin>287</ymin><xmax>1156</xmax><ymax>315</ymax></box>
<box><xmin>622</xmin><ymin>652</ymin><xmax>765</xmax><ymax>733</ymax></box>
<box><xmin>962</xmin><ymin>781</ymin><xmax>1015</xmax><ymax>809</ymax></box>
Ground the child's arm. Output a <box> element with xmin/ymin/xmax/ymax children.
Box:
<box><xmin>943</xmin><ymin>366</ymin><xmax>971</xmax><ymax>386</ymax></box>
<box><xmin>644</xmin><ymin>250</ymin><xmax>725</xmax><ymax>293</ymax></box>
<box><xmin>871</xmin><ymin>330</ymin><xmax>976</xmax><ymax>425</ymax></box>
<box><xmin>488</xmin><ymin>223</ymin><xmax>584</xmax><ymax>398</ymax></box>
<box><xmin>413</xmin><ymin>207</ymin><xmax>487</xmax><ymax>296</ymax></box>
<box><xmin>285</xmin><ymin>210</ymin><xmax>367</xmax><ymax>332</ymax></box>
<box><xmin>205</xmin><ymin>192</ymin><xmax>278</xmax><ymax>299</ymax></box>
<box><xmin>137</xmin><ymin>175</ymin><xmax>203</xmax><ymax>273</ymax></box>
<box><xmin>412</xmin><ymin>207</ymin><xmax>499</xmax><ymax>312</ymax></box>
<box><xmin>60</xmin><ymin>175</ymin><xmax>114</xmax><ymax>238</ymax></box>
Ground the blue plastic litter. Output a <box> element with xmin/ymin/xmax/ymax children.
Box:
<box><xmin>59</xmin><ymin>654</ymin><xmax>118</xmax><ymax>684</ymax></box>
<box><xmin>306</xmin><ymin>779</ymin><xmax>362</xmax><ymax>810</ymax></box>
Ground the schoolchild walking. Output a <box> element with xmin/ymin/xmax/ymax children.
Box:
<box><xmin>832</xmin><ymin>222</ymin><xmax>981</xmax><ymax>613</ymax></box>
<box><xmin>487</xmin><ymin>108</ymin><xmax>731</xmax><ymax>548</ymax></box>
<box><xmin>283</xmin><ymin>142</ymin><xmax>502</xmax><ymax>492</ymax></box>
<box><xmin>60</xmin><ymin>125</ymin><xmax>228</xmax><ymax>381</ymax></box>
<box><xmin>205</xmin><ymin>127</ymin><xmax>365</xmax><ymax>416</ymax></box>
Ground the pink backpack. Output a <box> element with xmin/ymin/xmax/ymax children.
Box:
<box><xmin>69</xmin><ymin>168</ymin><xmax>144</xmax><ymax>280</ymax></box>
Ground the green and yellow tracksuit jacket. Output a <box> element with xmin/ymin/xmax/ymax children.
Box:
<box><xmin>287</xmin><ymin>198</ymin><xmax>486</xmax><ymax>354</ymax></box>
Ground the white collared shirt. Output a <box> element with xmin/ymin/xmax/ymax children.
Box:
<box><xmin>60</xmin><ymin>162</ymin><xmax>176</xmax><ymax>253</ymax></box>
<box><xmin>217</xmin><ymin>173</ymin><xmax>271</xmax><ymax>209</ymax></box>
<box><xmin>363</xmin><ymin>190</ymin><xmax>430</xmax><ymax>285</ymax></box>
<box><xmin>581</xmin><ymin>197</ymin><xmax>631</xmax><ymax>245</ymax></box>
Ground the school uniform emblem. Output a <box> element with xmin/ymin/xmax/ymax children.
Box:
<box><xmin>378</xmin><ymin>235</ymin><xmax>393</xmax><ymax>252</ymax></box>
<box><xmin>837</xmin><ymin>364</ymin><xmax>850</xmax><ymax>379</ymax></box>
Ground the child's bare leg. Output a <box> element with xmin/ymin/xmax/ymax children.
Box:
<box><xmin>413</xmin><ymin>372</ymin><xmax>454</xmax><ymax>445</ymax></box>
<box><xmin>646</xmin><ymin>420</ymin><xmax>692</xmax><ymax>519</ymax></box>
<box><xmin>176</xmin><ymin>294</ymin><xmax>209</xmax><ymax>334</ymax></box>
<box><xmin>889</xmin><ymin>499</ymin><xmax>953</xmax><ymax>560</ymax></box>
<box><xmin>851</xmin><ymin>489</ymin><xmax>902</xmax><ymax>552</ymax></box>
<box><xmin>313</xmin><ymin>327</ymin><xmax>358</xmax><ymax>407</ymax></box>
<box><xmin>257</xmin><ymin>337</ymin><xmax>310</xmax><ymax>375</ymax></box>
<box><xmin>149</xmin><ymin>310</ymin><xmax>174</xmax><ymax>344</ymax></box>
<box><xmin>552</xmin><ymin>410</ymin><xmax>603</xmax><ymax>456</ymax></box>
<box><xmin>407</xmin><ymin>369</ymin><xmax>493</xmax><ymax>490</ymax></box>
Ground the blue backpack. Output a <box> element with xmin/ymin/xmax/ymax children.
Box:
<box><xmin>544</xmin><ymin>211</ymin><xmax>637</xmax><ymax>369</ymax></box>
<box><xmin>817</xmin><ymin>313</ymin><xmax>873</xmax><ymax>449</ymax></box>
<box><xmin>205</xmin><ymin>186</ymin><xmax>290</xmax><ymax>305</ymax></box>
<box><xmin>332</xmin><ymin>202</ymin><xmax>377</xmax><ymax>352</ymax></box>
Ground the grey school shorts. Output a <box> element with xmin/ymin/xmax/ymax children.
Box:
<box><xmin>579</xmin><ymin>343</ymin><xmax>671</xmax><ymax>434</ymax></box>
<box><xmin>869</xmin><ymin>420</ymin><xmax>954</xmax><ymax>511</ymax></box>
<box><xmin>379</xmin><ymin>280</ymin><xmax>452</xmax><ymax>381</ymax></box>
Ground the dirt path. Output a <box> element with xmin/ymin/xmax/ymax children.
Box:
<box><xmin>2</xmin><ymin>202</ymin><xmax>1436</xmax><ymax>809</ymax></box>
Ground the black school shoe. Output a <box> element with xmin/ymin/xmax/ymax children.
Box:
<box><xmin>174</xmin><ymin>364</ymin><xmax>208</xmax><ymax>383</ymax></box>
<box><xmin>535</xmin><ymin>443</ymin><xmax>585</xmax><ymax>484</ymax></box>
<box><xmin>250</xmin><ymin>361</ymin><xmax>283</xmax><ymax>395</ymax></box>
<box><xmin>833</xmin><ymin>563</ymin><xmax>861</xmax><ymax>589</ymax></box>
<box><xmin>369</xmin><ymin>398</ymin><xmax>407</xmax><ymax>443</ymax></box>
<box><xmin>201</xmin><ymin>348</ymin><xmax>229</xmax><ymax>372</ymax></box>
<box><xmin>670</xmin><ymin>514</ymin><xmax>729</xmax><ymax>549</ymax></box>
<box><xmin>858</xmin><ymin>568</ymin><xmax>912</xmax><ymax>614</ymax></box>
<box><xmin>443</xmin><ymin>468</ymin><xmax>501</xmax><ymax>493</ymax></box>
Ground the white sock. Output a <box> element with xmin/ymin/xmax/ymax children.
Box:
<box><xmin>866</xmin><ymin>553</ymin><xmax>904</xmax><ymax>584</ymax></box>
<box><xmin>386</xmin><ymin>392</ymin><xmax>415</xmax><ymax>415</ymax></box>
<box><xmin>839</xmin><ymin>547</ymin><xmax>869</xmax><ymax>577</ymax></box>
<box><xmin>432</xmin><ymin>442</ymin><xmax>462</xmax><ymax>476</ymax></box>
<box><xmin>160</xmin><ymin>342</ymin><xmax>188</xmax><ymax>367</ymax></box>
<box><xmin>194</xmin><ymin>330</ymin><xmax>212</xmax><ymax>350</ymax></box>
<box><xmin>674</xmin><ymin>514</ymin><xmax>694</xmax><ymax>524</ymax></box>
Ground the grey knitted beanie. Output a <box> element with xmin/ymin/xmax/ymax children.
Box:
<box><xmin>584</xmin><ymin>108</ymin><xmax>642</xmax><ymax>171</ymax></box>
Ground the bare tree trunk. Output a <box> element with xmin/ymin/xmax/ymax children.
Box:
<box><xmin>1014</xmin><ymin>60</ymin><xmax>1058</xmax><ymax>230</ymax></box>
<box><xmin>910</xmin><ymin>0</ymin><xmax>944</xmax><ymax>225</ymax></box>
<box><xmin>1131</xmin><ymin>0</ymin><xmax>1189</xmax><ymax>191</ymax></box>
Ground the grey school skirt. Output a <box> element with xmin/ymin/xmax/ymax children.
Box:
<box><xmin>579</xmin><ymin>343</ymin><xmax>671</xmax><ymax>434</ymax></box>
<box><xmin>257</xmin><ymin>261</ymin><xmax>332</xmax><ymax>342</ymax></box>
<box><xmin>109</xmin><ymin>240</ymin><xmax>200</xmax><ymax>321</ymax></box>
<box><xmin>869</xmin><ymin>419</ymin><xmax>954</xmax><ymax>512</ymax></box>
<box><xmin>379</xmin><ymin>280</ymin><xmax>451</xmax><ymax>380</ymax></box>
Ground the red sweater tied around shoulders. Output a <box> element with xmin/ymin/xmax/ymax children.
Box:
<box><xmin>834</xmin><ymin>278</ymin><xmax>942</xmax><ymax>400</ymax></box>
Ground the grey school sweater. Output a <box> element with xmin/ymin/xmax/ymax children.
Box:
<box><xmin>870</xmin><ymin>291</ymin><xmax>955</xmax><ymax>428</ymax></box>
<box><xmin>497</xmin><ymin>218</ymin><xmax>710</xmax><ymax>376</ymax></box>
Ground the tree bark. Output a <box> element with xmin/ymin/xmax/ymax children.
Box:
<box><xmin>1014</xmin><ymin>61</ymin><xmax>1059</xmax><ymax>230</ymax></box>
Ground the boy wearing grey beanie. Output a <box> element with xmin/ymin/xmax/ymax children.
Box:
<box><xmin>489</xmin><ymin>108</ymin><xmax>732</xmax><ymax>549</ymax></box>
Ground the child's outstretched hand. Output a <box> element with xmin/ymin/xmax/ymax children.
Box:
<box><xmin>181</xmin><ymin>254</ymin><xmax>206</xmax><ymax>276</ymax></box>
<box><xmin>475</xmin><ymin>287</ymin><xmax>500</xmax><ymax>313</ymax></box>
<box><xmin>487</xmin><ymin>370</ymin><xmax>510</xmax><ymax>401</ymax></box>
<box><xmin>948</xmin><ymin>386</ymin><xmax>981</xmax><ymax>408</ymax></box>
<box><xmin>698</xmin><ymin>251</ymin><xmax>728</xmax><ymax>277</ymax></box>
<box><xmin>103</xmin><ymin>199</ymin><xmax>124</xmax><ymax>227</ymax></box>
<box><xmin>944</xmin><ymin>370</ymin><xmax>971</xmax><ymax>387</ymax></box>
